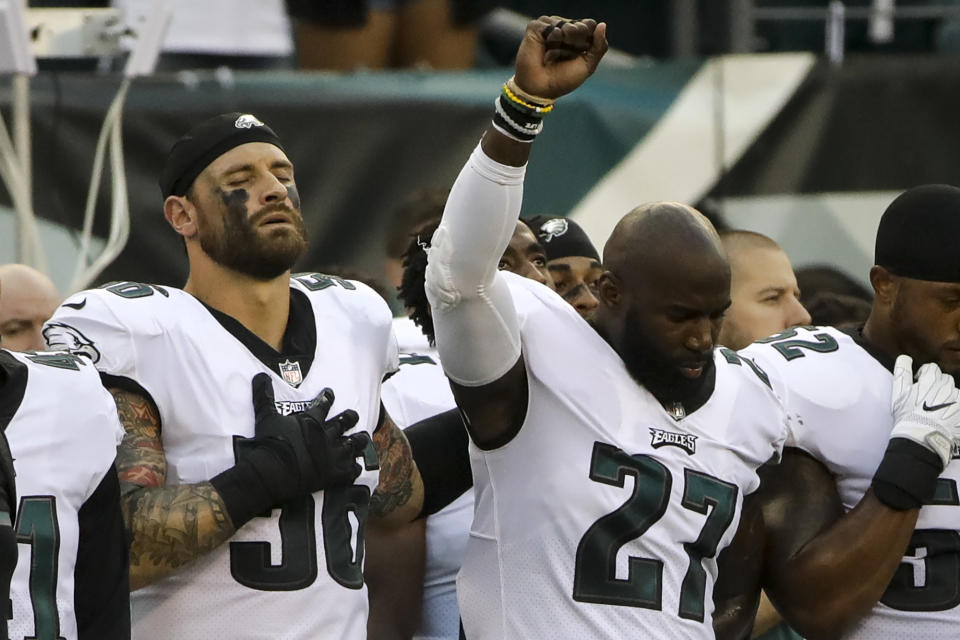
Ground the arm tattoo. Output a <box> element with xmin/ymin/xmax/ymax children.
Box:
<box><xmin>370</xmin><ymin>415</ymin><xmax>416</xmax><ymax>519</ymax></box>
<box><xmin>110</xmin><ymin>387</ymin><xmax>236</xmax><ymax>589</ymax></box>
<box><xmin>124</xmin><ymin>483</ymin><xmax>234</xmax><ymax>589</ymax></box>
<box><xmin>112</xmin><ymin>388</ymin><xmax>165</xmax><ymax>492</ymax></box>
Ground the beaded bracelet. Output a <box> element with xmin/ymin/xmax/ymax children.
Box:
<box><xmin>505</xmin><ymin>76</ymin><xmax>556</xmax><ymax>108</ymax></box>
<box><xmin>492</xmin><ymin>76</ymin><xmax>555</xmax><ymax>142</ymax></box>
<box><xmin>502</xmin><ymin>83</ymin><xmax>554</xmax><ymax>116</ymax></box>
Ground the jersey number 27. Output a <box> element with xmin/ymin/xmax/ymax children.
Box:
<box><xmin>572</xmin><ymin>442</ymin><xmax>737</xmax><ymax>624</ymax></box>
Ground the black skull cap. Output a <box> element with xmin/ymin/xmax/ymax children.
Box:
<box><xmin>159</xmin><ymin>112</ymin><xmax>285</xmax><ymax>199</ymax></box>
<box><xmin>525</xmin><ymin>215</ymin><xmax>600</xmax><ymax>262</ymax></box>
<box><xmin>875</xmin><ymin>184</ymin><xmax>960</xmax><ymax>283</ymax></box>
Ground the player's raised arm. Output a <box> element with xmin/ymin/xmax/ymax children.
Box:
<box><xmin>426</xmin><ymin>16</ymin><xmax>607</xmax><ymax>448</ymax></box>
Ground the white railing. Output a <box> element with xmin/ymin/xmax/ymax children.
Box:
<box><xmin>732</xmin><ymin>1</ymin><xmax>960</xmax><ymax>61</ymax></box>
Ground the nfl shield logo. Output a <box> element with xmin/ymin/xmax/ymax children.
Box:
<box><xmin>279</xmin><ymin>360</ymin><xmax>303</xmax><ymax>387</ymax></box>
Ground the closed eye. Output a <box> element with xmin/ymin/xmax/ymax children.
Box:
<box><xmin>760</xmin><ymin>289</ymin><xmax>784</xmax><ymax>304</ymax></box>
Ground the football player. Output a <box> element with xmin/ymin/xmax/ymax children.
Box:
<box><xmin>721</xmin><ymin>184</ymin><xmax>960</xmax><ymax>639</ymax></box>
<box><xmin>0</xmin><ymin>315</ymin><xmax>128</xmax><ymax>638</ymax></box>
<box><xmin>424</xmin><ymin>16</ymin><xmax>960</xmax><ymax>640</ymax></box>
<box><xmin>525</xmin><ymin>215</ymin><xmax>602</xmax><ymax>319</ymax></box>
<box><xmin>425</xmin><ymin>17</ymin><xmax>787</xmax><ymax>638</ymax></box>
<box><xmin>718</xmin><ymin>230</ymin><xmax>811</xmax><ymax>350</ymax></box>
<box><xmin>46</xmin><ymin>113</ymin><xmax>423</xmax><ymax>639</ymax></box>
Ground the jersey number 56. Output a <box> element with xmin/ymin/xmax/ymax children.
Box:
<box><xmin>228</xmin><ymin>434</ymin><xmax>379</xmax><ymax>591</ymax></box>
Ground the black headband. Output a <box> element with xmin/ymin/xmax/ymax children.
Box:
<box><xmin>525</xmin><ymin>215</ymin><xmax>600</xmax><ymax>262</ymax></box>
<box><xmin>875</xmin><ymin>184</ymin><xmax>960</xmax><ymax>283</ymax></box>
<box><xmin>159</xmin><ymin>112</ymin><xmax>285</xmax><ymax>199</ymax></box>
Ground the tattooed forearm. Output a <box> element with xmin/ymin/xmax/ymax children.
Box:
<box><xmin>370</xmin><ymin>414</ymin><xmax>423</xmax><ymax>526</ymax></box>
<box><xmin>111</xmin><ymin>387</ymin><xmax>165</xmax><ymax>490</ymax></box>
<box><xmin>124</xmin><ymin>482</ymin><xmax>236</xmax><ymax>590</ymax></box>
<box><xmin>109</xmin><ymin>387</ymin><xmax>237</xmax><ymax>589</ymax></box>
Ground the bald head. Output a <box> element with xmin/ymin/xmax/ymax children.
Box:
<box><xmin>0</xmin><ymin>264</ymin><xmax>60</xmax><ymax>352</ymax></box>
<box><xmin>592</xmin><ymin>202</ymin><xmax>731</xmax><ymax>404</ymax></box>
<box><xmin>603</xmin><ymin>202</ymin><xmax>726</xmax><ymax>282</ymax></box>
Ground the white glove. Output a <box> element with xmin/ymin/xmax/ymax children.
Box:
<box><xmin>890</xmin><ymin>354</ymin><xmax>960</xmax><ymax>469</ymax></box>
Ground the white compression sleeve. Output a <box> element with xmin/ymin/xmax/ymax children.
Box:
<box><xmin>425</xmin><ymin>144</ymin><xmax>525</xmax><ymax>386</ymax></box>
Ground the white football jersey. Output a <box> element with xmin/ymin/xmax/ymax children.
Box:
<box><xmin>458</xmin><ymin>273</ymin><xmax>790</xmax><ymax>640</ymax></box>
<box><xmin>743</xmin><ymin>325</ymin><xmax>960</xmax><ymax>639</ymax></box>
<box><xmin>382</xmin><ymin>352</ymin><xmax>468</xmax><ymax>639</ymax></box>
<box><xmin>45</xmin><ymin>274</ymin><xmax>397</xmax><ymax>640</ymax></box>
<box><xmin>1</xmin><ymin>349</ymin><xmax>127</xmax><ymax>640</ymax></box>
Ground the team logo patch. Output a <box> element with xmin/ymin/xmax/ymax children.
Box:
<box><xmin>649</xmin><ymin>427</ymin><xmax>697</xmax><ymax>455</ymax></box>
<box><xmin>41</xmin><ymin>322</ymin><xmax>101</xmax><ymax>364</ymax></box>
<box><xmin>279</xmin><ymin>360</ymin><xmax>303</xmax><ymax>387</ymax></box>
<box><xmin>538</xmin><ymin>218</ymin><xmax>568</xmax><ymax>242</ymax></box>
<box><xmin>234</xmin><ymin>114</ymin><xmax>264</xmax><ymax>129</ymax></box>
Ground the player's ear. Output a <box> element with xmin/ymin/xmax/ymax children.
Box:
<box><xmin>869</xmin><ymin>265</ymin><xmax>897</xmax><ymax>305</ymax></box>
<box><xmin>164</xmin><ymin>194</ymin><xmax>198</xmax><ymax>239</ymax></box>
<box><xmin>596</xmin><ymin>271</ymin><xmax>621</xmax><ymax>308</ymax></box>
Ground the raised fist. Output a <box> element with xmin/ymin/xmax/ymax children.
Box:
<box><xmin>514</xmin><ymin>16</ymin><xmax>608</xmax><ymax>101</ymax></box>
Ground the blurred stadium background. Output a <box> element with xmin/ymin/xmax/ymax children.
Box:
<box><xmin>2</xmin><ymin>0</ymin><xmax>960</xmax><ymax>296</ymax></box>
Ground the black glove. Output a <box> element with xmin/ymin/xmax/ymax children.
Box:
<box><xmin>211</xmin><ymin>373</ymin><xmax>366</xmax><ymax>528</ymax></box>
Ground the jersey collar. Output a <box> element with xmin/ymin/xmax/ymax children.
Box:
<box><xmin>652</xmin><ymin>353</ymin><xmax>718</xmax><ymax>421</ymax></box>
<box><xmin>200</xmin><ymin>288</ymin><xmax>317</xmax><ymax>385</ymax></box>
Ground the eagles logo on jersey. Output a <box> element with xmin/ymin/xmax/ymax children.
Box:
<box><xmin>41</xmin><ymin>323</ymin><xmax>101</xmax><ymax>364</ymax></box>
<box><xmin>649</xmin><ymin>427</ymin><xmax>698</xmax><ymax>455</ymax></box>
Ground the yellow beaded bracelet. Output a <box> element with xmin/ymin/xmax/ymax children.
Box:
<box><xmin>502</xmin><ymin>84</ymin><xmax>555</xmax><ymax>115</ymax></box>
<box><xmin>505</xmin><ymin>76</ymin><xmax>556</xmax><ymax>108</ymax></box>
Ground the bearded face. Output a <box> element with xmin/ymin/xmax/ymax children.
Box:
<box><xmin>196</xmin><ymin>185</ymin><xmax>308</xmax><ymax>280</ymax></box>
<box><xmin>618</xmin><ymin>300</ymin><xmax>717</xmax><ymax>403</ymax></box>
